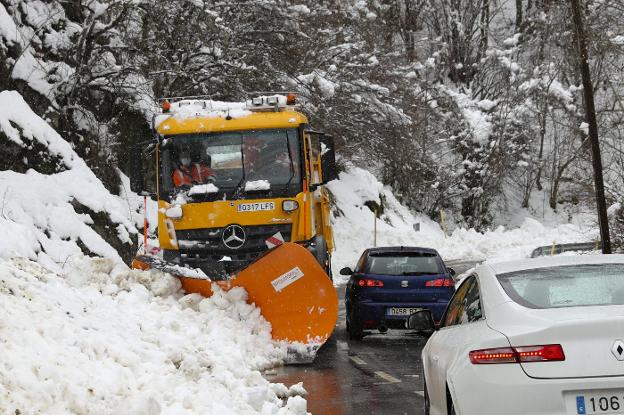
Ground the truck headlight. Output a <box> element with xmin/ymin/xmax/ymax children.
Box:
<box><xmin>282</xmin><ymin>200</ymin><xmax>299</xmax><ymax>212</ymax></box>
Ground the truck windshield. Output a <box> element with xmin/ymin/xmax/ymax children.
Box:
<box><xmin>160</xmin><ymin>128</ymin><xmax>302</xmax><ymax>200</ymax></box>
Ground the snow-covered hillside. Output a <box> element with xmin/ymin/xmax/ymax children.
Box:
<box><xmin>328</xmin><ymin>165</ymin><xmax>597</xmax><ymax>284</ymax></box>
<box><xmin>0</xmin><ymin>90</ymin><xmax>141</xmax><ymax>271</ymax></box>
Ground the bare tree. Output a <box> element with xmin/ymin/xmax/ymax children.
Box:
<box><xmin>570</xmin><ymin>0</ymin><xmax>612</xmax><ymax>253</ymax></box>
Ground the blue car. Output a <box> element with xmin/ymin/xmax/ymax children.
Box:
<box><xmin>343</xmin><ymin>246</ymin><xmax>456</xmax><ymax>340</ymax></box>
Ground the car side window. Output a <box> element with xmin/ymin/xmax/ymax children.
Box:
<box><xmin>442</xmin><ymin>278</ymin><xmax>473</xmax><ymax>327</ymax></box>
<box><xmin>355</xmin><ymin>253</ymin><xmax>367</xmax><ymax>273</ymax></box>
<box><xmin>441</xmin><ymin>275</ymin><xmax>483</xmax><ymax>327</ymax></box>
<box><xmin>462</xmin><ymin>276</ymin><xmax>483</xmax><ymax>323</ymax></box>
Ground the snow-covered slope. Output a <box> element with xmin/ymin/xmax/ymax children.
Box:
<box><xmin>0</xmin><ymin>256</ymin><xmax>306</xmax><ymax>414</ymax></box>
<box><xmin>328</xmin><ymin>166</ymin><xmax>596</xmax><ymax>284</ymax></box>
<box><xmin>0</xmin><ymin>90</ymin><xmax>140</xmax><ymax>271</ymax></box>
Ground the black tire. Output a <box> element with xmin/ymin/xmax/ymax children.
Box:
<box><xmin>424</xmin><ymin>380</ymin><xmax>431</xmax><ymax>415</ymax></box>
<box><xmin>310</xmin><ymin>235</ymin><xmax>333</xmax><ymax>280</ymax></box>
<box><xmin>312</xmin><ymin>235</ymin><xmax>327</xmax><ymax>264</ymax></box>
<box><xmin>346</xmin><ymin>308</ymin><xmax>363</xmax><ymax>341</ymax></box>
<box><xmin>447</xmin><ymin>387</ymin><xmax>456</xmax><ymax>415</ymax></box>
<box><xmin>326</xmin><ymin>254</ymin><xmax>333</xmax><ymax>281</ymax></box>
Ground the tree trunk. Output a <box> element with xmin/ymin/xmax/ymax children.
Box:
<box><xmin>570</xmin><ymin>0</ymin><xmax>612</xmax><ymax>253</ymax></box>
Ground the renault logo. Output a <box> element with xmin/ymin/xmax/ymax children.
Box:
<box><xmin>612</xmin><ymin>340</ymin><xmax>624</xmax><ymax>361</ymax></box>
<box><xmin>222</xmin><ymin>225</ymin><xmax>246</xmax><ymax>249</ymax></box>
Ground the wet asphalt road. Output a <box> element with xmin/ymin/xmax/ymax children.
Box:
<box><xmin>265</xmin><ymin>260</ymin><xmax>480</xmax><ymax>415</ymax></box>
<box><xmin>266</xmin><ymin>285</ymin><xmax>428</xmax><ymax>415</ymax></box>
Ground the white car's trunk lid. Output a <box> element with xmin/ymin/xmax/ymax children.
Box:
<box><xmin>490</xmin><ymin>305</ymin><xmax>624</xmax><ymax>379</ymax></box>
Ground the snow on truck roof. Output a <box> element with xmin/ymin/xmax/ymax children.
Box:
<box><xmin>154</xmin><ymin>94</ymin><xmax>308</xmax><ymax>134</ymax></box>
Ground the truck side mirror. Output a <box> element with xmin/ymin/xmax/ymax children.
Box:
<box><xmin>129</xmin><ymin>140</ymin><xmax>158</xmax><ymax>196</ymax></box>
<box><xmin>129</xmin><ymin>143</ymin><xmax>144</xmax><ymax>193</ymax></box>
<box><xmin>320</xmin><ymin>135</ymin><xmax>338</xmax><ymax>183</ymax></box>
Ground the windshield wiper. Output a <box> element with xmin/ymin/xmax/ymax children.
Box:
<box><xmin>231</xmin><ymin>177</ymin><xmax>247</xmax><ymax>199</ymax></box>
<box><xmin>282</xmin><ymin>136</ymin><xmax>296</xmax><ymax>189</ymax></box>
<box><xmin>231</xmin><ymin>136</ymin><xmax>247</xmax><ymax>199</ymax></box>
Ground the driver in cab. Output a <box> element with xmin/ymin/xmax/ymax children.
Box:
<box><xmin>173</xmin><ymin>147</ymin><xmax>216</xmax><ymax>187</ymax></box>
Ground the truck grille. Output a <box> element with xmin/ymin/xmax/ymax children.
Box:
<box><xmin>175</xmin><ymin>224</ymin><xmax>292</xmax><ymax>262</ymax></box>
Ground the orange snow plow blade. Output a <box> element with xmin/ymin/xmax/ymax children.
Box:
<box><xmin>132</xmin><ymin>243</ymin><xmax>338</xmax><ymax>363</ymax></box>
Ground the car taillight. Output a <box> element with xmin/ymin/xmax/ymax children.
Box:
<box><xmin>469</xmin><ymin>344</ymin><xmax>565</xmax><ymax>364</ymax></box>
<box><xmin>357</xmin><ymin>279</ymin><xmax>384</xmax><ymax>287</ymax></box>
<box><xmin>514</xmin><ymin>345</ymin><xmax>566</xmax><ymax>362</ymax></box>
<box><xmin>425</xmin><ymin>278</ymin><xmax>454</xmax><ymax>287</ymax></box>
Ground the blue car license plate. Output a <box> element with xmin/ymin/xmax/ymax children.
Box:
<box><xmin>388</xmin><ymin>307</ymin><xmax>420</xmax><ymax>316</ymax></box>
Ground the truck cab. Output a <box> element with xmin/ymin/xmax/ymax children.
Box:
<box><xmin>130</xmin><ymin>94</ymin><xmax>337</xmax><ymax>277</ymax></box>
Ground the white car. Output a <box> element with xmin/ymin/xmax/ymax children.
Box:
<box><xmin>408</xmin><ymin>254</ymin><xmax>624</xmax><ymax>415</ymax></box>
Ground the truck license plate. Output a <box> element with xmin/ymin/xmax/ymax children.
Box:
<box><xmin>237</xmin><ymin>202</ymin><xmax>275</xmax><ymax>212</ymax></box>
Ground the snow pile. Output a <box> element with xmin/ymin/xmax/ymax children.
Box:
<box><xmin>445</xmin><ymin>90</ymin><xmax>494</xmax><ymax>144</ymax></box>
<box><xmin>0</xmin><ymin>256</ymin><xmax>307</xmax><ymax>415</ymax></box>
<box><xmin>156</xmin><ymin>99</ymin><xmax>251</xmax><ymax>130</ymax></box>
<box><xmin>328</xmin><ymin>166</ymin><xmax>595</xmax><ymax>284</ymax></box>
<box><xmin>0</xmin><ymin>90</ymin><xmax>141</xmax><ymax>271</ymax></box>
<box><xmin>245</xmin><ymin>180</ymin><xmax>271</xmax><ymax>191</ymax></box>
<box><xmin>188</xmin><ymin>183</ymin><xmax>220</xmax><ymax>196</ymax></box>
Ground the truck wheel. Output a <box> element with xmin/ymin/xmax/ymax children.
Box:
<box><xmin>312</xmin><ymin>235</ymin><xmax>331</xmax><ymax>279</ymax></box>
<box><xmin>326</xmin><ymin>254</ymin><xmax>333</xmax><ymax>281</ymax></box>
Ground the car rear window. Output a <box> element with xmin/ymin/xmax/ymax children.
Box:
<box><xmin>497</xmin><ymin>264</ymin><xmax>624</xmax><ymax>309</ymax></box>
<box><xmin>364</xmin><ymin>253</ymin><xmax>443</xmax><ymax>275</ymax></box>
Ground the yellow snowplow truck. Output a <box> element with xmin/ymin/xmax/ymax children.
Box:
<box><xmin>129</xmin><ymin>93</ymin><xmax>338</xmax><ymax>362</ymax></box>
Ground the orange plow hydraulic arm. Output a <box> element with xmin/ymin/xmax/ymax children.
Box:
<box><xmin>132</xmin><ymin>243</ymin><xmax>338</xmax><ymax>363</ymax></box>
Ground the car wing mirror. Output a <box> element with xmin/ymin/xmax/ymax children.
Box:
<box><xmin>407</xmin><ymin>309</ymin><xmax>436</xmax><ymax>332</ymax></box>
<box><xmin>448</xmin><ymin>267</ymin><xmax>456</xmax><ymax>277</ymax></box>
<box><xmin>339</xmin><ymin>267</ymin><xmax>353</xmax><ymax>275</ymax></box>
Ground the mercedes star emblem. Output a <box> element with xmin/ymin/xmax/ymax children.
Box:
<box><xmin>612</xmin><ymin>339</ymin><xmax>624</xmax><ymax>361</ymax></box>
<box><xmin>222</xmin><ymin>224</ymin><xmax>246</xmax><ymax>249</ymax></box>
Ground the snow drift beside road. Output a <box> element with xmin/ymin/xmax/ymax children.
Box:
<box><xmin>0</xmin><ymin>90</ymin><xmax>141</xmax><ymax>271</ymax></box>
<box><xmin>0</xmin><ymin>257</ymin><xmax>307</xmax><ymax>415</ymax></box>
<box><xmin>328</xmin><ymin>166</ymin><xmax>596</xmax><ymax>284</ymax></box>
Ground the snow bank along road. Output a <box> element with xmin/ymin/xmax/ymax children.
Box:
<box><xmin>0</xmin><ymin>257</ymin><xmax>308</xmax><ymax>415</ymax></box>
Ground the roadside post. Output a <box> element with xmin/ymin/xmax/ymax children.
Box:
<box><xmin>374</xmin><ymin>207</ymin><xmax>378</xmax><ymax>247</ymax></box>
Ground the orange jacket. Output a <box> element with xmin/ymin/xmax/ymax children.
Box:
<box><xmin>173</xmin><ymin>166</ymin><xmax>192</xmax><ymax>187</ymax></box>
<box><xmin>191</xmin><ymin>163</ymin><xmax>216</xmax><ymax>184</ymax></box>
